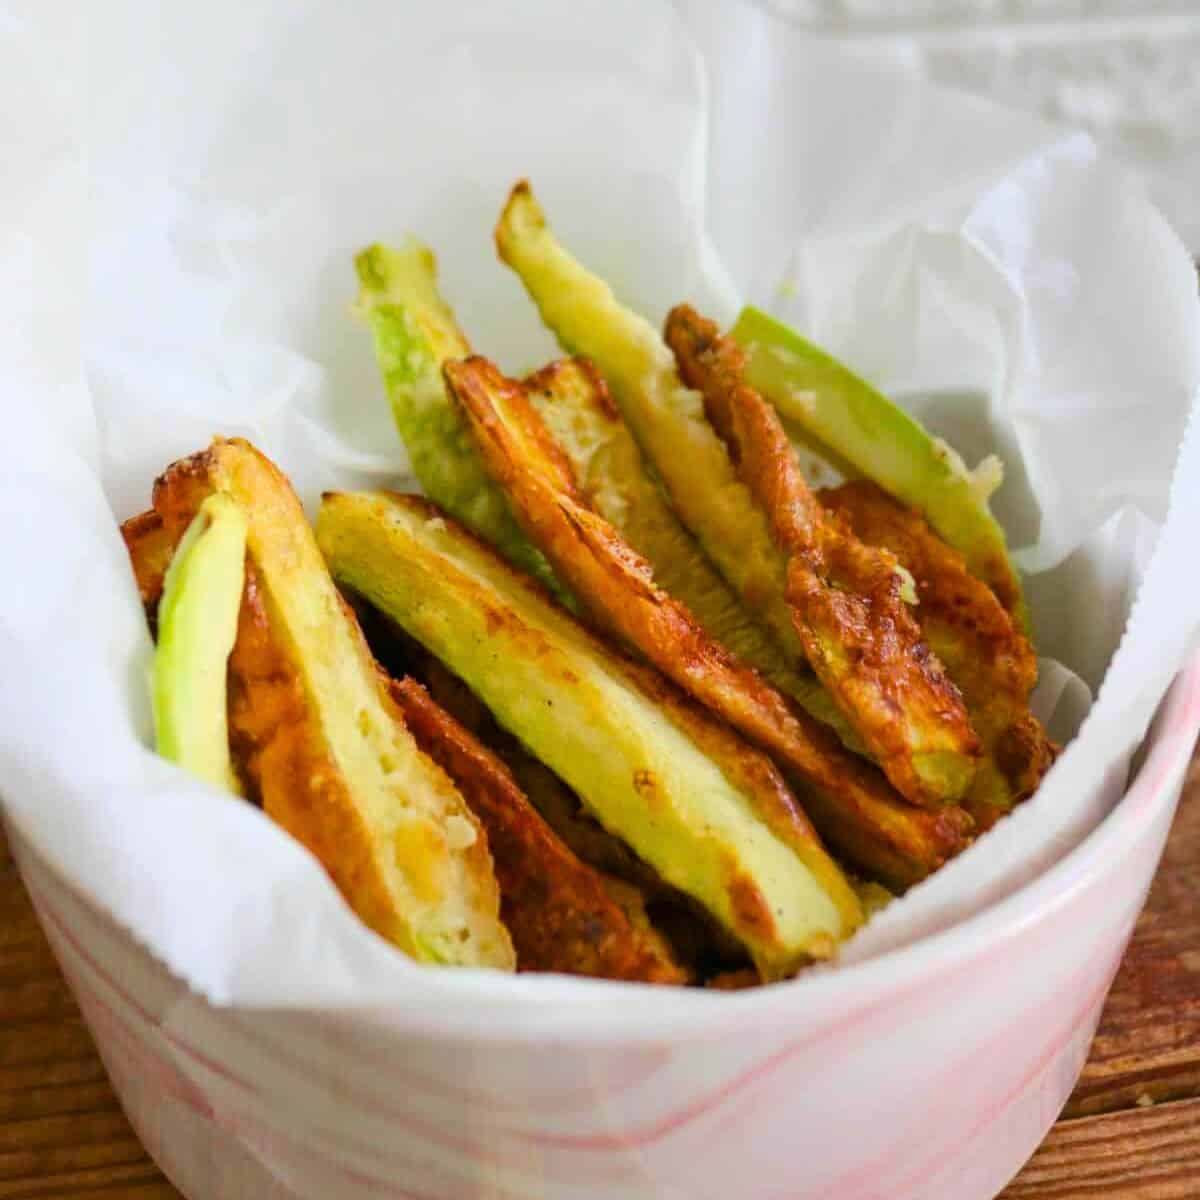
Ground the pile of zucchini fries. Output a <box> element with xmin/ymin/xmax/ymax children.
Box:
<box><xmin>122</xmin><ymin>181</ymin><xmax>1053</xmax><ymax>988</ymax></box>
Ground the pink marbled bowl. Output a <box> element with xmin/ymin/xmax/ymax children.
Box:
<box><xmin>11</xmin><ymin>657</ymin><xmax>1199</xmax><ymax>1200</ymax></box>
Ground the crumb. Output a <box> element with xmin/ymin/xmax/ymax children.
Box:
<box><xmin>444</xmin><ymin>814</ymin><xmax>478</xmax><ymax>851</ymax></box>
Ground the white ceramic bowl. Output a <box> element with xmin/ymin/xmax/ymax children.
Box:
<box><xmin>12</xmin><ymin>655</ymin><xmax>1199</xmax><ymax>1200</ymax></box>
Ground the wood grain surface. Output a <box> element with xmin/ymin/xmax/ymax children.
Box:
<box><xmin>1</xmin><ymin>754</ymin><xmax>1197</xmax><ymax>1199</ymax></box>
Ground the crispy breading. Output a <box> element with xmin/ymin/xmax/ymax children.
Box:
<box><xmin>124</xmin><ymin>491</ymin><xmax>971</xmax><ymax>894</ymax></box>
<box><xmin>786</xmin><ymin>758</ymin><xmax>973</xmax><ymax>890</ymax></box>
<box><xmin>395</xmin><ymin>640</ymin><xmax>745</xmax><ymax>975</ymax></box>
<box><xmin>144</xmin><ymin>438</ymin><xmax>515</xmax><ymax>970</ymax></box>
<box><xmin>522</xmin><ymin>358</ymin><xmax>793</xmax><ymax>673</ymax></box>
<box><xmin>523</xmin><ymin>358</ymin><xmax>865</xmax><ymax>757</ymax></box>
<box><xmin>120</xmin><ymin>509</ymin><xmax>177</xmax><ymax>635</ymax></box>
<box><xmin>348</xmin><ymin>597</ymin><xmax>669</xmax><ymax>895</ymax></box>
<box><xmin>819</xmin><ymin>481</ymin><xmax>1056</xmax><ymax>829</ymax></box>
<box><xmin>445</xmin><ymin>354</ymin><xmax>973</xmax><ymax>887</ymax></box>
<box><xmin>731</xmin><ymin>305</ymin><xmax>1028</xmax><ymax>629</ymax></box>
<box><xmin>665</xmin><ymin>304</ymin><xmax>981</xmax><ymax>810</ymax></box>
<box><xmin>389</xmin><ymin>675</ymin><xmax>688</xmax><ymax>982</ymax></box>
<box><xmin>444</xmin><ymin>355</ymin><xmax>827</xmax><ymax>772</ymax></box>
<box><xmin>409</xmin><ymin>647</ymin><xmax>672</xmax><ymax>896</ymax></box>
<box><xmin>518</xmin><ymin>361</ymin><xmax>974</xmax><ymax>884</ymax></box>
<box><xmin>495</xmin><ymin>184</ymin><xmax>806</xmax><ymax>701</ymax></box>
<box><xmin>124</xmin><ymin>509</ymin><xmax>678</xmax><ymax>981</ymax></box>
<box><xmin>494</xmin><ymin>183</ymin><xmax>975</xmax><ymax>808</ymax></box>
<box><xmin>317</xmin><ymin>490</ymin><xmax>866</xmax><ymax>978</ymax></box>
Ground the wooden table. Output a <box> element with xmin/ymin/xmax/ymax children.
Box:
<box><xmin>2</xmin><ymin>757</ymin><xmax>1198</xmax><ymax>1200</ymax></box>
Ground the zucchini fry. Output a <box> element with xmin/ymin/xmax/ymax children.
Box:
<box><xmin>410</xmin><ymin>646</ymin><xmax>673</xmax><ymax>898</ymax></box>
<box><xmin>819</xmin><ymin>481</ymin><xmax>1055</xmax><ymax>829</ymax></box>
<box><xmin>357</xmin><ymin>233</ymin><xmax>850</xmax><ymax>754</ymax></box>
<box><xmin>124</xmin><ymin>512</ymin><xmax>678</xmax><ymax>981</ymax></box>
<box><xmin>145</xmin><ymin>438</ymin><xmax>514</xmax><ymax>970</ymax></box>
<box><xmin>120</xmin><ymin>509</ymin><xmax>178</xmax><ymax>635</ymax></box>
<box><xmin>330</xmin><ymin>595</ymin><xmax>682</xmax><ymax>901</ymax></box>
<box><xmin>390</xmin><ymin>676</ymin><xmax>687</xmax><ymax>982</ymax></box>
<box><xmin>445</xmin><ymin>356</ymin><xmax>796</xmax><ymax>734</ymax></box>
<box><xmin>495</xmin><ymin>181</ymin><xmax>978</xmax><ymax>808</ymax></box>
<box><xmin>444</xmin><ymin>354</ymin><xmax>973</xmax><ymax>883</ymax></box>
<box><xmin>350</xmin><ymin>505</ymin><xmax>970</xmax><ymax>896</ymax></box>
<box><xmin>665</xmin><ymin>304</ymin><xmax>980</xmax><ymax>809</ymax></box>
<box><xmin>355</xmin><ymin>241</ymin><xmax>565</xmax><ymax>600</ymax></box>
<box><xmin>398</xmin><ymin>641</ymin><xmax>743</xmax><ymax>975</ymax></box>
<box><xmin>495</xmin><ymin>184</ymin><xmax>796</xmax><ymax>662</ymax></box>
<box><xmin>317</xmin><ymin>491</ymin><xmax>865</xmax><ymax>980</ymax></box>
<box><xmin>731</xmin><ymin>305</ymin><xmax>1027</xmax><ymax>630</ymax></box>
<box><xmin>522</xmin><ymin>359</ymin><xmax>862</xmax><ymax>751</ymax></box>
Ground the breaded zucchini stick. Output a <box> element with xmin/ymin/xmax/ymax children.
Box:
<box><xmin>401</xmin><ymin>641</ymin><xmax>676</xmax><ymax>899</ymax></box>
<box><xmin>665</xmin><ymin>305</ymin><xmax>980</xmax><ymax>809</ymax></box>
<box><xmin>402</xmin><ymin>644</ymin><xmax>746</xmax><ymax>973</ymax></box>
<box><xmin>356</xmin><ymin>242</ymin><xmax>854</xmax><ymax>748</ymax></box>
<box><xmin>819</xmin><ymin>481</ymin><xmax>1055</xmax><ymax>829</ymax></box>
<box><xmin>445</xmin><ymin>356</ymin><xmax>795</xmax><ymax>728</ymax></box>
<box><xmin>444</xmin><ymin>354</ymin><xmax>972</xmax><ymax>884</ymax></box>
<box><xmin>389</xmin><ymin>494</ymin><xmax>969</xmax><ymax>899</ymax></box>
<box><xmin>495</xmin><ymin>182</ymin><xmax>977</xmax><ymax>808</ymax></box>
<box><xmin>139</xmin><ymin>438</ymin><xmax>515</xmax><ymax>970</ymax></box>
<box><xmin>522</xmin><ymin>359</ymin><xmax>859</xmax><ymax>750</ymax></box>
<box><xmin>317</xmin><ymin>491</ymin><xmax>865</xmax><ymax>980</ymax></box>
<box><xmin>125</xmin><ymin>508</ymin><xmax>680</xmax><ymax>981</ymax></box>
<box><xmin>355</xmin><ymin>241</ymin><xmax>564</xmax><ymax>599</ymax></box>
<box><xmin>731</xmin><ymin>305</ymin><xmax>1027</xmax><ymax>630</ymax></box>
<box><xmin>389</xmin><ymin>677</ymin><xmax>687</xmax><ymax>982</ymax></box>
<box><xmin>121</xmin><ymin>509</ymin><xmax>181</xmax><ymax>637</ymax></box>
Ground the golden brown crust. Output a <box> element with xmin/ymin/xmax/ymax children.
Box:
<box><xmin>446</xmin><ymin>361</ymin><xmax>824</xmax><ymax>850</ymax></box>
<box><xmin>323</xmin><ymin>488</ymin><xmax>871</xmax><ymax>963</ymax></box>
<box><xmin>444</xmin><ymin>355</ymin><xmax>971</xmax><ymax>890</ymax></box>
<box><xmin>228</xmin><ymin>561</ymin><xmax>437</xmax><ymax>938</ymax></box>
<box><xmin>142</xmin><ymin>439</ymin><xmax>513</xmax><ymax>968</ymax></box>
<box><xmin>390</xmin><ymin>676</ymin><xmax>688</xmax><ymax>983</ymax></box>
<box><xmin>665</xmin><ymin>304</ymin><xmax>980</xmax><ymax>810</ymax></box>
<box><xmin>525</xmin><ymin>357</ymin><xmax>621</xmax><ymax>422</ymax></box>
<box><xmin>128</xmin><ymin>472</ymin><xmax>968</xmax><ymax>894</ymax></box>
<box><xmin>398</xmin><ymin>644</ymin><xmax>745</xmax><ymax>976</ymax></box>
<box><xmin>400</xmin><ymin>646</ymin><xmax>670</xmax><ymax>896</ymax></box>
<box><xmin>785</xmin><ymin>762</ymin><xmax>974</xmax><ymax>891</ymax></box>
<box><xmin>127</xmin><ymin>479</ymin><xmax>444</xmax><ymax>944</ymax></box>
<box><xmin>119</xmin><ymin>509</ymin><xmax>178</xmax><ymax>635</ymax></box>
<box><xmin>150</xmin><ymin>447</ymin><xmax>219</xmax><ymax>543</ymax></box>
<box><xmin>819</xmin><ymin>481</ymin><xmax>1056</xmax><ymax>829</ymax></box>
<box><xmin>127</xmin><ymin>464</ymin><xmax>680</xmax><ymax>981</ymax></box>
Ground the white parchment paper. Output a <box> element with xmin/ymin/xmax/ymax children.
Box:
<box><xmin>1</xmin><ymin>0</ymin><xmax>1197</xmax><ymax>1008</ymax></box>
